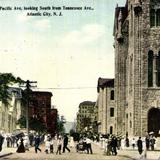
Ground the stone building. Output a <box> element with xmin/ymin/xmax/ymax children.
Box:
<box><xmin>0</xmin><ymin>87</ymin><xmax>24</xmax><ymax>133</ymax></box>
<box><xmin>76</xmin><ymin>101</ymin><xmax>96</xmax><ymax>133</ymax></box>
<box><xmin>97</xmin><ymin>78</ymin><xmax>115</xmax><ymax>135</ymax></box>
<box><xmin>114</xmin><ymin>0</ymin><xmax>160</xmax><ymax>137</ymax></box>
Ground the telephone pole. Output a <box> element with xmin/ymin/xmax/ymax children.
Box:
<box><xmin>23</xmin><ymin>80</ymin><xmax>37</xmax><ymax>135</ymax></box>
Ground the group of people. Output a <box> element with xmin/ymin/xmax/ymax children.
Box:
<box><xmin>104</xmin><ymin>135</ymin><xmax>118</xmax><ymax>156</ymax></box>
<box><xmin>76</xmin><ymin>136</ymin><xmax>93</xmax><ymax>154</ymax></box>
<box><xmin>101</xmin><ymin>133</ymin><xmax>158</xmax><ymax>157</ymax></box>
<box><xmin>0</xmin><ymin>131</ymin><xmax>74</xmax><ymax>155</ymax></box>
<box><xmin>43</xmin><ymin>134</ymin><xmax>71</xmax><ymax>155</ymax></box>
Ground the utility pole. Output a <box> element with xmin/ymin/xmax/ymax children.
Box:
<box><xmin>23</xmin><ymin>80</ymin><xmax>37</xmax><ymax>135</ymax></box>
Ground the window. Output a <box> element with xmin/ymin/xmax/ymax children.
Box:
<box><xmin>110</xmin><ymin>108</ymin><xmax>114</xmax><ymax>117</ymax></box>
<box><xmin>150</xmin><ymin>8</ymin><xmax>160</xmax><ymax>27</ymax></box>
<box><xmin>148</xmin><ymin>51</ymin><xmax>154</xmax><ymax>87</ymax></box>
<box><xmin>150</xmin><ymin>9</ymin><xmax>155</xmax><ymax>27</ymax></box>
<box><xmin>110</xmin><ymin>90</ymin><xmax>114</xmax><ymax>100</ymax></box>
<box><xmin>130</xmin><ymin>121</ymin><xmax>132</xmax><ymax>128</ymax></box>
<box><xmin>156</xmin><ymin>9</ymin><xmax>160</xmax><ymax>26</ymax></box>
<box><xmin>156</xmin><ymin>52</ymin><xmax>160</xmax><ymax>87</ymax></box>
<box><xmin>126</xmin><ymin>113</ymin><xmax>128</xmax><ymax>119</ymax></box>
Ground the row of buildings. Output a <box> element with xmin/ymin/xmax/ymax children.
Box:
<box><xmin>0</xmin><ymin>87</ymin><xmax>57</xmax><ymax>135</ymax></box>
<box><xmin>77</xmin><ymin>0</ymin><xmax>160</xmax><ymax>138</ymax></box>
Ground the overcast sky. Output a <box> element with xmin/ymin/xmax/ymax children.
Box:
<box><xmin>0</xmin><ymin>0</ymin><xmax>125</xmax><ymax>122</ymax></box>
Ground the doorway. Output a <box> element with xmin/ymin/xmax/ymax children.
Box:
<box><xmin>148</xmin><ymin>108</ymin><xmax>160</xmax><ymax>136</ymax></box>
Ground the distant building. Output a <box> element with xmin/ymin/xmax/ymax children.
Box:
<box><xmin>76</xmin><ymin>101</ymin><xmax>96</xmax><ymax>133</ymax></box>
<box><xmin>64</xmin><ymin>121</ymin><xmax>75</xmax><ymax>134</ymax></box>
<box><xmin>97</xmin><ymin>78</ymin><xmax>115</xmax><ymax>135</ymax></box>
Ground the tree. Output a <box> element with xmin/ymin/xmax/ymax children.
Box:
<box><xmin>69</xmin><ymin>129</ymin><xmax>76</xmax><ymax>136</ymax></box>
<box><xmin>17</xmin><ymin>116</ymin><xmax>46</xmax><ymax>133</ymax></box>
<box><xmin>56</xmin><ymin>115</ymin><xmax>65</xmax><ymax>134</ymax></box>
<box><xmin>0</xmin><ymin>73</ymin><xmax>24</xmax><ymax>105</ymax></box>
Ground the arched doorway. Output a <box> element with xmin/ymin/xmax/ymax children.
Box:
<box><xmin>148</xmin><ymin>108</ymin><xmax>160</xmax><ymax>136</ymax></box>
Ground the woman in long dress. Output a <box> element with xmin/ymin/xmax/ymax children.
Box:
<box><xmin>16</xmin><ymin>138</ymin><xmax>25</xmax><ymax>153</ymax></box>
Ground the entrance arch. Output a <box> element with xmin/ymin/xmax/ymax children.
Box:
<box><xmin>148</xmin><ymin>108</ymin><xmax>160</xmax><ymax>136</ymax></box>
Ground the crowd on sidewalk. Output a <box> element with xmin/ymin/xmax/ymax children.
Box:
<box><xmin>0</xmin><ymin>131</ymin><xmax>76</xmax><ymax>155</ymax></box>
<box><xmin>0</xmin><ymin>130</ymin><xmax>160</xmax><ymax>160</ymax></box>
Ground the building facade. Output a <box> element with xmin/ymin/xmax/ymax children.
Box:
<box><xmin>0</xmin><ymin>87</ymin><xmax>24</xmax><ymax>133</ymax></box>
<box><xmin>29</xmin><ymin>91</ymin><xmax>57</xmax><ymax>135</ymax></box>
<box><xmin>97</xmin><ymin>78</ymin><xmax>115</xmax><ymax>135</ymax></box>
<box><xmin>76</xmin><ymin>101</ymin><xmax>96</xmax><ymax>133</ymax></box>
<box><xmin>114</xmin><ymin>0</ymin><xmax>160</xmax><ymax>137</ymax></box>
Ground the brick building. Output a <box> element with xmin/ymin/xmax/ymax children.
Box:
<box><xmin>29</xmin><ymin>91</ymin><xmax>57</xmax><ymax>135</ymax></box>
<box><xmin>114</xmin><ymin>0</ymin><xmax>160</xmax><ymax>137</ymax></box>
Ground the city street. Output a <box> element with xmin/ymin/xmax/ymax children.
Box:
<box><xmin>1</xmin><ymin>143</ymin><xmax>160</xmax><ymax>160</ymax></box>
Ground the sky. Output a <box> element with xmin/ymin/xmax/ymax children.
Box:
<box><xmin>0</xmin><ymin>0</ymin><xmax>125</xmax><ymax>122</ymax></box>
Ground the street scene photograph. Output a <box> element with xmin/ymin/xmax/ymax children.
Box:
<box><xmin>1</xmin><ymin>0</ymin><xmax>160</xmax><ymax>159</ymax></box>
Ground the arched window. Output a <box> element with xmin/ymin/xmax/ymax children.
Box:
<box><xmin>156</xmin><ymin>51</ymin><xmax>160</xmax><ymax>87</ymax></box>
<box><xmin>148</xmin><ymin>51</ymin><xmax>154</xmax><ymax>87</ymax></box>
<box><xmin>110</xmin><ymin>126</ymin><xmax>113</xmax><ymax>134</ymax></box>
<box><xmin>150</xmin><ymin>9</ymin><xmax>155</xmax><ymax>27</ymax></box>
<box><xmin>110</xmin><ymin>90</ymin><xmax>114</xmax><ymax>100</ymax></box>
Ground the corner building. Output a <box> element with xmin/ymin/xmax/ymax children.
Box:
<box><xmin>114</xmin><ymin>0</ymin><xmax>160</xmax><ymax>137</ymax></box>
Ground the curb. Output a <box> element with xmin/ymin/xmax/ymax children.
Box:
<box><xmin>0</xmin><ymin>152</ymin><xmax>13</xmax><ymax>158</ymax></box>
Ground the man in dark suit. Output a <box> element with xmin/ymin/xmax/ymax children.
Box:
<box><xmin>63</xmin><ymin>134</ymin><xmax>70</xmax><ymax>153</ymax></box>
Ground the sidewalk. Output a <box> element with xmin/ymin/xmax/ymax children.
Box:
<box><xmin>0</xmin><ymin>147</ymin><xmax>16</xmax><ymax>158</ymax></box>
<box><xmin>94</xmin><ymin>141</ymin><xmax>160</xmax><ymax>160</ymax></box>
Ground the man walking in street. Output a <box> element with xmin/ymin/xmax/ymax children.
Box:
<box><xmin>111</xmin><ymin>136</ymin><xmax>118</xmax><ymax>156</ymax></box>
<box><xmin>34</xmin><ymin>134</ymin><xmax>41</xmax><ymax>153</ymax></box>
<box><xmin>86</xmin><ymin>137</ymin><xmax>93</xmax><ymax>154</ymax></box>
<box><xmin>137</xmin><ymin>137</ymin><xmax>143</xmax><ymax>155</ymax></box>
<box><xmin>63</xmin><ymin>134</ymin><xmax>70</xmax><ymax>153</ymax></box>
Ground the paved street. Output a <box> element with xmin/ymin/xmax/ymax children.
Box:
<box><xmin>1</xmin><ymin>143</ymin><xmax>160</xmax><ymax>160</ymax></box>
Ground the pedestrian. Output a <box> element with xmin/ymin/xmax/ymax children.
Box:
<box><xmin>0</xmin><ymin>133</ymin><xmax>4</xmax><ymax>152</ymax></box>
<box><xmin>23</xmin><ymin>134</ymin><xmax>30</xmax><ymax>151</ymax></box>
<box><xmin>6</xmin><ymin>135</ymin><xmax>11</xmax><ymax>147</ymax></box>
<box><xmin>111</xmin><ymin>136</ymin><xmax>118</xmax><ymax>156</ymax></box>
<box><xmin>45</xmin><ymin>136</ymin><xmax>51</xmax><ymax>154</ymax></box>
<box><xmin>62</xmin><ymin>134</ymin><xmax>70</xmax><ymax>153</ymax></box>
<box><xmin>56</xmin><ymin>136</ymin><xmax>62</xmax><ymax>155</ymax></box>
<box><xmin>86</xmin><ymin>137</ymin><xmax>93</xmax><ymax>154</ymax></box>
<box><xmin>150</xmin><ymin>136</ymin><xmax>156</xmax><ymax>151</ymax></box>
<box><xmin>137</xmin><ymin>137</ymin><xmax>143</xmax><ymax>155</ymax></box>
<box><xmin>145</xmin><ymin>135</ymin><xmax>150</xmax><ymax>150</ymax></box>
<box><xmin>16</xmin><ymin>138</ymin><xmax>25</xmax><ymax>153</ymax></box>
<box><xmin>125</xmin><ymin>137</ymin><xmax>129</xmax><ymax>147</ymax></box>
<box><xmin>104</xmin><ymin>138</ymin><xmax>111</xmax><ymax>156</ymax></box>
<box><xmin>34</xmin><ymin>134</ymin><xmax>41</xmax><ymax>153</ymax></box>
<box><xmin>50</xmin><ymin>137</ymin><xmax>54</xmax><ymax>153</ymax></box>
<box><xmin>69</xmin><ymin>136</ymin><xmax>75</xmax><ymax>148</ymax></box>
<box><xmin>131</xmin><ymin>138</ymin><xmax>136</xmax><ymax>149</ymax></box>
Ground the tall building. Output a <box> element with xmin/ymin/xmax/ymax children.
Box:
<box><xmin>114</xmin><ymin>0</ymin><xmax>160</xmax><ymax>137</ymax></box>
<box><xmin>29</xmin><ymin>91</ymin><xmax>57</xmax><ymax>135</ymax></box>
<box><xmin>97</xmin><ymin>78</ymin><xmax>115</xmax><ymax>135</ymax></box>
<box><xmin>76</xmin><ymin>101</ymin><xmax>96</xmax><ymax>133</ymax></box>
